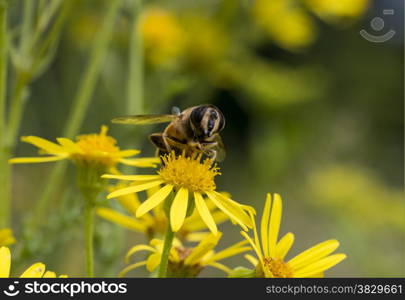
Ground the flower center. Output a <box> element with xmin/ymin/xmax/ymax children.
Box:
<box><xmin>158</xmin><ymin>152</ymin><xmax>220</xmax><ymax>192</ymax></box>
<box><xmin>174</xmin><ymin>246</ymin><xmax>193</xmax><ymax>261</ymax></box>
<box><xmin>263</xmin><ymin>257</ymin><xmax>293</xmax><ymax>278</ymax></box>
<box><xmin>72</xmin><ymin>126</ymin><xmax>120</xmax><ymax>167</ymax></box>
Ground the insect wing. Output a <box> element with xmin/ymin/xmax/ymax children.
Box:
<box><xmin>111</xmin><ymin>114</ymin><xmax>177</xmax><ymax>125</ymax></box>
<box><xmin>213</xmin><ymin>135</ymin><xmax>226</xmax><ymax>162</ymax></box>
<box><xmin>215</xmin><ymin>135</ymin><xmax>226</xmax><ymax>162</ymax></box>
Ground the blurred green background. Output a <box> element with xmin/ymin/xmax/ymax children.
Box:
<box><xmin>4</xmin><ymin>0</ymin><xmax>404</xmax><ymax>277</ymax></box>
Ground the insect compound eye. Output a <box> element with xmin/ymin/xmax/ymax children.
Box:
<box><xmin>190</xmin><ymin>106</ymin><xmax>207</xmax><ymax>127</ymax></box>
<box><xmin>214</xmin><ymin>108</ymin><xmax>225</xmax><ymax>132</ymax></box>
<box><xmin>207</xmin><ymin>111</ymin><xmax>217</xmax><ymax>131</ymax></box>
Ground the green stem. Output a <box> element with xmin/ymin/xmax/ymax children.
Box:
<box><xmin>77</xmin><ymin>164</ymin><xmax>105</xmax><ymax>278</ymax></box>
<box><xmin>0</xmin><ymin>155</ymin><xmax>10</xmax><ymax>228</ymax></box>
<box><xmin>127</xmin><ymin>0</ymin><xmax>143</xmax><ymax>115</ymax></box>
<box><xmin>8</xmin><ymin>0</ymin><xmax>72</xmax><ymax>230</ymax></box>
<box><xmin>64</xmin><ymin>0</ymin><xmax>121</xmax><ymax>138</ymax></box>
<box><xmin>6</xmin><ymin>73</ymin><xmax>28</xmax><ymax>148</ymax></box>
<box><xmin>0</xmin><ymin>0</ymin><xmax>6</xmax><ymax>137</ymax></box>
<box><xmin>20</xmin><ymin>0</ymin><xmax>35</xmax><ymax>56</ymax></box>
<box><xmin>158</xmin><ymin>222</ymin><xmax>174</xmax><ymax>278</ymax></box>
<box><xmin>0</xmin><ymin>0</ymin><xmax>8</xmax><ymax>227</ymax></box>
<box><xmin>84</xmin><ymin>201</ymin><xmax>94</xmax><ymax>277</ymax></box>
<box><xmin>32</xmin><ymin>0</ymin><xmax>122</xmax><ymax>227</ymax></box>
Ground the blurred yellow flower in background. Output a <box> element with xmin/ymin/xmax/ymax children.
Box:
<box><xmin>120</xmin><ymin>232</ymin><xmax>250</xmax><ymax>277</ymax></box>
<box><xmin>180</xmin><ymin>16</ymin><xmax>229</xmax><ymax>69</ymax></box>
<box><xmin>252</xmin><ymin>0</ymin><xmax>316</xmax><ymax>51</ymax></box>
<box><xmin>0</xmin><ymin>229</ymin><xmax>16</xmax><ymax>247</ymax></box>
<box><xmin>140</xmin><ymin>7</ymin><xmax>228</xmax><ymax>70</ymax></box>
<box><xmin>140</xmin><ymin>7</ymin><xmax>186</xmax><ymax>66</ymax></box>
<box><xmin>305</xmin><ymin>0</ymin><xmax>369</xmax><ymax>23</ymax></box>
<box><xmin>241</xmin><ymin>193</ymin><xmax>346</xmax><ymax>277</ymax></box>
<box><xmin>97</xmin><ymin>184</ymin><xmax>229</xmax><ymax>241</ymax></box>
<box><xmin>103</xmin><ymin>153</ymin><xmax>252</xmax><ymax>234</ymax></box>
<box><xmin>307</xmin><ymin>165</ymin><xmax>405</xmax><ymax>231</ymax></box>
<box><xmin>9</xmin><ymin>126</ymin><xmax>159</xmax><ymax>172</ymax></box>
<box><xmin>0</xmin><ymin>247</ymin><xmax>67</xmax><ymax>278</ymax></box>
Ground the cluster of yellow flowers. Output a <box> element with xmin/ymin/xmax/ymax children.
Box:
<box><xmin>6</xmin><ymin>125</ymin><xmax>346</xmax><ymax>278</ymax></box>
<box><xmin>139</xmin><ymin>0</ymin><xmax>369</xmax><ymax>65</ymax></box>
<box><xmin>252</xmin><ymin>0</ymin><xmax>369</xmax><ymax>51</ymax></box>
<box><xmin>139</xmin><ymin>7</ymin><xmax>228</xmax><ymax>69</ymax></box>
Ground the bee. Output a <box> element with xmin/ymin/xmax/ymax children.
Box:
<box><xmin>112</xmin><ymin>105</ymin><xmax>226</xmax><ymax>162</ymax></box>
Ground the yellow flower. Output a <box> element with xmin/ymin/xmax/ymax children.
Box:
<box><xmin>0</xmin><ymin>229</ymin><xmax>16</xmax><ymax>247</ymax></box>
<box><xmin>0</xmin><ymin>247</ymin><xmax>67</xmax><ymax>278</ymax></box>
<box><xmin>103</xmin><ymin>152</ymin><xmax>252</xmax><ymax>234</ymax></box>
<box><xmin>140</xmin><ymin>7</ymin><xmax>185</xmax><ymax>66</ymax></box>
<box><xmin>305</xmin><ymin>0</ymin><xmax>369</xmax><ymax>22</ymax></box>
<box><xmin>97</xmin><ymin>184</ymin><xmax>229</xmax><ymax>241</ymax></box>
<box><xmin>120</xmin><ymin>232</ymin><xmax>250</xmax><ymax>277</ymax></box>
<box><xmin>252</xmin><ymin>0</ymin><xmax>316</xmax><ymax>51</ymax></box>
<box><xmin>9</xmin><ymin>126</ymin><xmax>159</xmax><ymax>171</ymax></box>
<box><xmin>180</xmin><ymin>16</ymin><xmax>228</xmax><ymax>69</ymax></box>
<box><xmin>241</xmin><ymin>193</ymin><xmax>346</xmax><ymax>278</ymax></box>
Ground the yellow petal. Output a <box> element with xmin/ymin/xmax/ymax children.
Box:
<box><xmin>183</xmin><ymin>217</ymin><xmax>206</xmax><ymax>232</ymax></box>
<box><xmin>260</xmin><ymin>193</ymin><xmax>272</xmax><ymax>257</ymax></box>
<box><xmin>0</xmin><ymin>229</ymin><xmax>16</xmax><ymax>246</ymax></box>
<box><xmin>170</xmin><ymin>188</ymin><xmax>189</xmax><ymax>232</ymax></box>
<box><xmin>21</xmin><ymin>136</ymin><xmax>65</xmax><ymax>154</ymax></box>
<box><xmin>207</xmin><ymin>262</ymin><xmax>231</xmax><ymax>274</ymax></box>
<box><xmin>224</xmin><ymin>239</ymin><xmax>250</xmax><ymax>250</ymax></box>
<box><xmin>307</xmin><ymin>272</ymin><xmax>324</xmax><ymax>278</ymax></box>
<box><xmin>185</xmin><ymin>232</ymin><xmax>210</xmax><ymax>242</ymax></box>
<box><xmin>0</xmin><ymin>247</ymin><xmax>11</xmax><ymax>277</ymax></box>
<box><xmin>102</xmin><ymin>174</ymin><xmax>161</xmax><ymax>181</ymax></box>
<box><xmin>211</xmin><ymin>211</ymin><xmax>229</xmax><ymax>226</ymax></box>
<box><xmin>293</xmin><ymin>254</ymin><xmax>347</xmax><ymax>277</ymax></box>
<box><xmin>119</xmin><ymin>261</ymin><xmax>147</xmax><ymax>277</ymax></box>
<box><xmin>275</xmin><ymin>232</ymin><xmax>295</xmax><ymax>260</ymax></box>
<box><xmin>9</xmin><ymin>155</ymin><xmax>68</xmax><ymax>164</ymax></box>
<box><xmin>206</xmin><ymin>191</ymin><xmax>251</xmax><ymax>231</ymax></box>
<box><xmin>120</xmin><ymin>157</ymin><xmax>160</xmax><ymax>167</ymax></box>
<box><xmin>245</xmin><ymin>254</ymin><xmax>259</xmax><ymax>267</ymax></box>
<box><xmin>205</xmin><ymin>246</ymin><xmax>251</xmax><ymax>264</ymax></box>
<box><xmin>116</xmin><ymin>193</ymin><xmax>142</xmax><ymax>216</ymax></box>
<box><xmin>240</xmin><ymin>231</ymin><xmax>263</xmax><ymax>262</ymax></box>
<box><xmin>43</xmin><ymin>271</ymin><xmax>56</xmax><ymax>278</ymax></box>
<box><xmin>288</xmin><ymin>239</ymin><xmax>340</xmax><ymax>270</ymax></box>
<box><xmin>125</xmin><ymin>244</ymin><xmax>156</xmax><ymax>263</ymax></box>
<box><xmin>268</xmin><ymin>193</ymin><xmax>282</xmax><ymax>257</ymax></box>
<box><xmin>114</xmin><ymin>149</ymin><xmax>140</xmax><ymax>157</ymax></box>
<box><xmin>107</xmin><ymin>180</ymin><xmax>164</xmax><ymax>199</ymax></box>
<box><xmin>20</xmin><ymin>263</ymin><xmax>46</xmax><ymax>278</ymax></box>
<box><xmin>146</xmin><ymin>253</ymin><xmax>162</xmax><ymax>272</ymax></box>
<box><xmin>185</xmin><ymin>233</ymin><xmax>222</xmax><ymax>265</ymax></box>
<box><xmin>249</xmin><ymin>209</ymin><xmax>261</xmax><ymax>260</ymax></box>
<box><xmin>56</xmin><ymin>138</ymin><xmax>83</xmax><ymax>153</ymax></box>
<box><xmin>136</xmin><ymin>184</ymin><xmax>174</xmax><ymax>217</ymax></box>
<box><xmin>194</xmin><ymin>192</ymin><xmax>217</xmax><ymax>235</ymax></box>
<box><xmin>96</xmin><ymin>207</ymin><xmax>146</xmax><ymax>232</ymax></box>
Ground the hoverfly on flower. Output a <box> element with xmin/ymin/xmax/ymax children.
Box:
<box><xmin>111</xmin><ymin>105</ymin><xmax>226</xmax><ymax>162</ymax></box>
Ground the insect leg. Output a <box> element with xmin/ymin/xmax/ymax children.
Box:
<box><xmin>150</xmin><ymin>133</ymin><xmax>170</xmax><ymax>152</ymax></box>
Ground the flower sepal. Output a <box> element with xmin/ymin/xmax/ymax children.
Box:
<box><xmin>76</xmin><ymin>164</ymin><xmax>107</xmax><ymax>204</ymax></box>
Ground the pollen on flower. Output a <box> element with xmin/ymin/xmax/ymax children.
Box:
<box><xmin>71</xmin><ymin>126</ymin><xmax>120</xmax><ymax>167</ymax></box>
<box><xmin>158</xmin><ymin>152</ymin><xmax>220</xmax><ymax>192</ymax></box>
<box><xmin>263</xmin><ymin>257</ymin><xmax>293</xmax><ymax>278</ymax></box>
